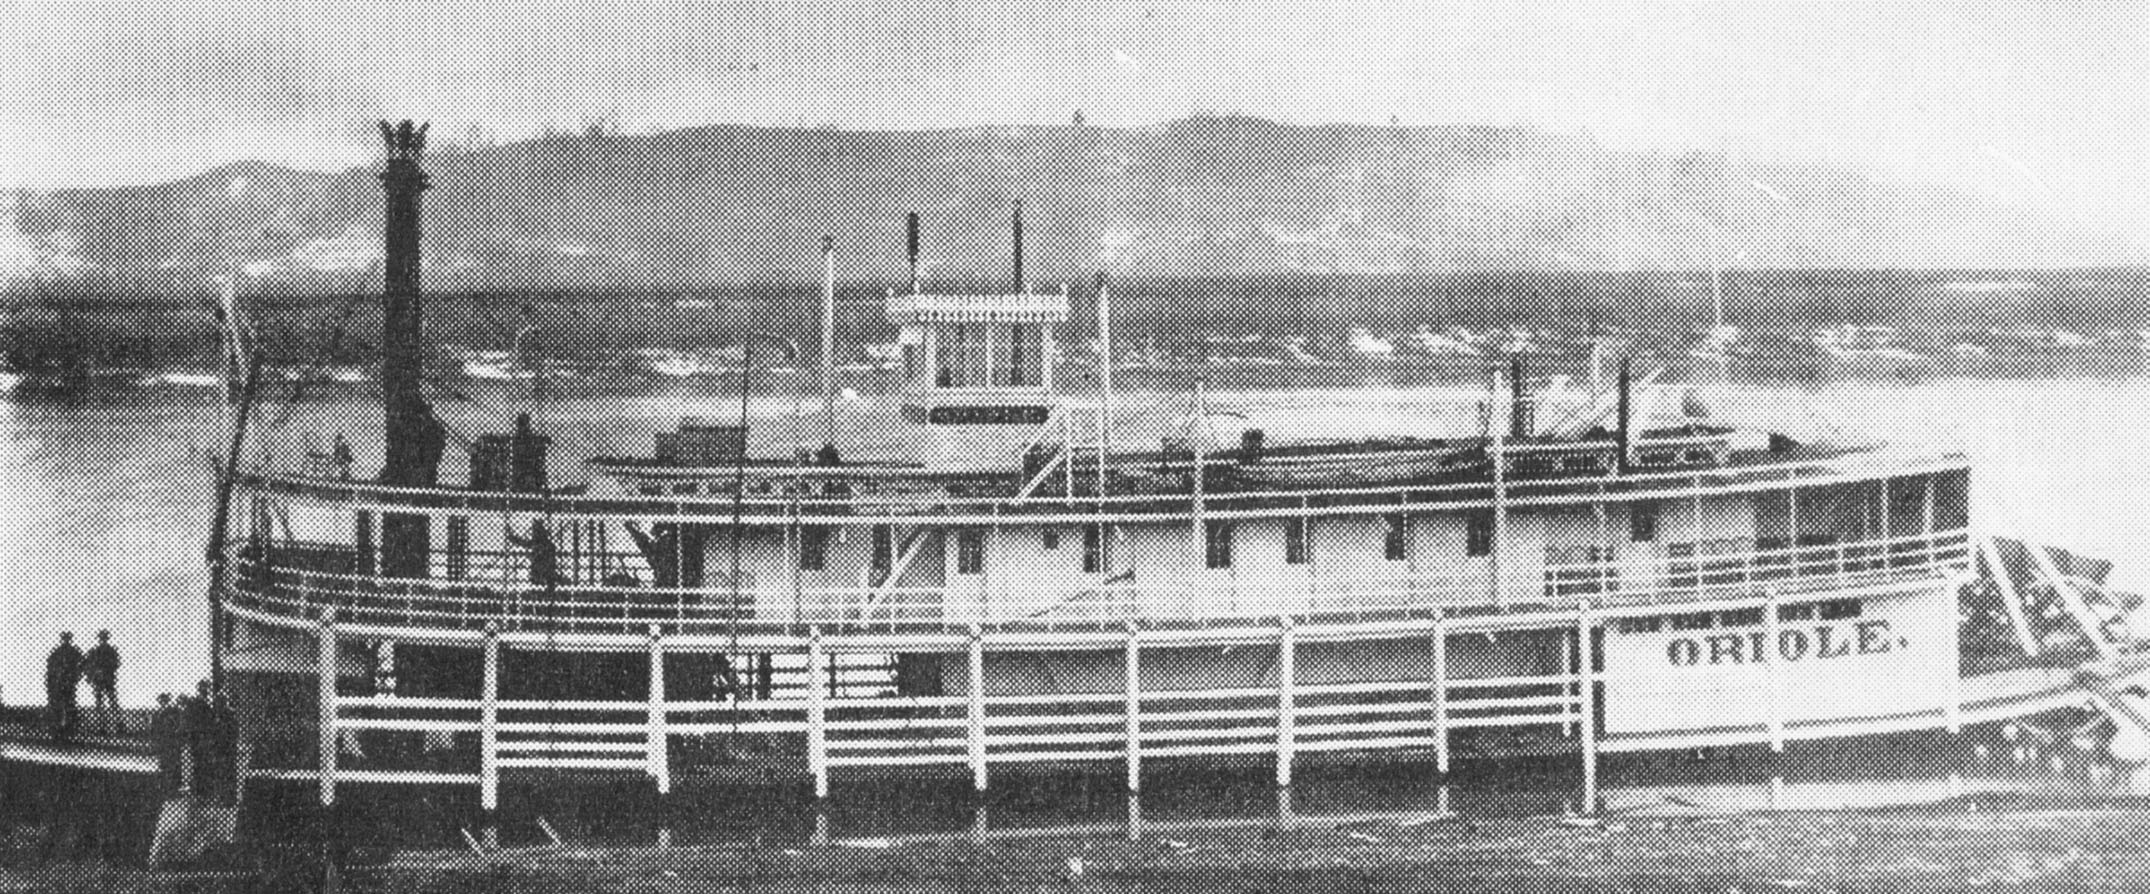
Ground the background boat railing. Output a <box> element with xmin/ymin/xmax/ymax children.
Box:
<box><xmin>229</xmin><ymin>528</ymin><xmax>1970</xmax><ymax>635</ymax></box>
<box><xmin>235</xmin><ymin>447</ymin><xmax>1966</xmax><ymax>523</ymax></box>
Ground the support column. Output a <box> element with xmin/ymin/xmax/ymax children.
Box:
<box><xmin>1276</xmin><ymin>616</ymin><xmax>1296</xmax><ymax>788</ymax></box>
<box><xmin>1764</xmin><ymin>591</ymin><xmax>1784</xmax><ymax>753</ymax></box>
<box><xmin>317</xmin><ymin>611</ymin><xmax>337</xmax><ymax>807</ymax></box>
<box><xmin>1431</xmin><ymin>612</ymin><xmax>1449</xmax><ymax>777</ymax></box>
<box><xmin>481</xmin><ymin>622</ymin><xmax>499</xmax><ymax>812</ymax></box>
<box><xmin>1945</xmin><ymin>576</ymin><xmax>1964</xmax><ymax>735</ymax></box>
<box><xmin>807</xmin><ymin>627</ymin><xmax>828</xmax><ymax>800</ymax></box>
<box><xmin>967</xmin><ymin>624</ymin><xmax>987</xmax><ymax>793</ymax></box>
<box><xmin>1579</xmin><ymin>600</ymin><xmax>1598</xmax><ymax>815</ymax></box>
<box><xmin>648</xmin><ymin>625</ymin><xmax>669</xmax><ymax>795</ymax></box>
<box><xmin>1124</xmin><ymin>620</ymin><xmax>1141</xmax><ymax>794</ymax></box>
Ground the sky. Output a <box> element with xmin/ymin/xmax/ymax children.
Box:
<box><xmin>1</xmin><ymin>0</ymin><xmax>2143</xmax><ymax>253</ymax></box>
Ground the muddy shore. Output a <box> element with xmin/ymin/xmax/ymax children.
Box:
<box><xmin>9</xmin><ymin>805</ymin><xmax>2150</xmax><ymax>892</ymax></box>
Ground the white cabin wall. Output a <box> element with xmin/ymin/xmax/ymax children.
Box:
<box><xmin>1662</xmin><ymin>495</ymin><xmax>1758</xmax><ymax>546</ymax></box>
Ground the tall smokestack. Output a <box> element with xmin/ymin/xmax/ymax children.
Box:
<box><xmin>1011</xmin><ymin>199</ymin><xmax>1024</xmax><ymax>294</ymax></box>
<box><xmin>905</xmin><ymin>212</ymin><xmax>920</xmax><ymax>294</ymax></box>
<box><xmin>376</xmin><ymin>120</ymin><xmax>445</xmax><ymax>580</ymax></box>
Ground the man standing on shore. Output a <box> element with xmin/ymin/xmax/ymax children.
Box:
<box><xmin>44</xmin><ymin>632</ymin><xmax>82</xmax><ymax>743</ymax></box>
<box><xmin>84</xmin><ymin>630</ymin><xmax>123</xmax><ymax>734</ymax></box>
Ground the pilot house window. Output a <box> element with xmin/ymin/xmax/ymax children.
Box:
<box><xmin>1285</xmin><ymin>518</ymin><xmax>1310</xmax><ymax>565</ymax></box>
<box><xmin>1383</xmin><ymin>513</ymin><xmax>1408</xmax><ymax>561</ymax></box>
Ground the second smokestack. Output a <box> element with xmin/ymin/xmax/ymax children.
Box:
<box><xmin>1012</xmin><ymin>199</ymin><xmax>1024</xmax><ymax>294</ymax></box>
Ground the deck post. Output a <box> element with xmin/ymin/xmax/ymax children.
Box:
<box><xmin>1276</xmin><ymin>615</ymin><xmax>1296</xmax><ymax>788</ymax></box>
<box><xmin>807</xmin><ymin>627</ymin><xmax>828</xmax><ymax>799</ymax></box>
<box><xmin>1124</xmin><ymin>620</ymin><xmax>1141</xmax><ymax>795</ymax></box>
<box><xmin>1976</xmin><ymin>536</ymin><xmax>2042</xmax><ymax>659</ymax></box>
<box><xmin>968</xmin><ymin>624</ymin><xmax>987</xmax><ymax>793</ymax></box>
<box><xmin>317</xmin><ymin>610</ymin><xmax>337</xmax><ymax>807</ymax></box>
<box><xmin>1764</xmin><ymin>590</ymin><xmax>1784</xmax><ymax>752</ymax></box>
<box><xmin>1432</xmin><ymin>611</ymin><xmax>1449</xmax><ymax>776</ymax></box>
<box><xmin>1579</xmin><ymin>599</ymin><xmax>1598</xmax><ymax>815</ymax></box>
<box><xmin>481</xmin><ymin>622</ymin><xmax>499</xmax><ymax>812</ymax></box>
<box><xmin>1944</xmin><ymin>576</ymin><xmax>1964</xmax><ymax>734</ymax></box>
<box><xmin>648</xmin><ymin>624</ymin><xmax>669</xmax><ymax>795</ymax></box>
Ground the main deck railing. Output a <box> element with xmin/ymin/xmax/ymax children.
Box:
<box><xmin>301</xmin><ymin>616</ymin><xmax>1597</xmax><ymax>810</ymax></box>
<box><xmin>230</xmin><ymin>528</ymin><xmax>1971</xmax><ymax>636</ymax></box>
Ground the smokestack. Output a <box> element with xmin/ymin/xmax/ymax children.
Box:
<box><xmin>1615</xmin><ymin>356</ymin><xmax>1632</xmax><ymax>474</ymax></box>
<box><xmin>1509</xmin><ymin>354</ymin><xmax>1529</xmax><ymax>440</ymax></box>
<box><xmin>1011</xmin><ymin>199</ymin><xmax>1024</xmax><ymax>294</ymax></box>
<box><xmin>905</xmin><ymin>212</ymin><xmax>920</xmax><ymax>294</ymax></box>
<box><xmin>375</xmin><ymin>119</ymin><xmax>445</xmax><ymax>581</ymax></box>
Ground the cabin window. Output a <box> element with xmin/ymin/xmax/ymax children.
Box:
<box><xmin>1042</xmin><ymin>528</ymin><xmax>1060</xmax><ymax>551</ymax></box>
<box><xmin>1671</xmin><ymin>612</ymin><xmax>1714</xmax><ymax>631</ymax></box>
<box><xmin>870</xmin><ymin>524</ymin><xmax>894</xmax><ymax>575</ymax></box>
<box><xmin>956</xmin><ymin>529</ymin><xmax>986</xmax><ymax>575</ymax></box>
<box><xmin>1777</xmin><ymin>602</ymin><xmax>1816</xmax><ymax>621</ymax></box>
<box><xmin>1082</xmin><ymin>523</ymin><xmax>1108</xmax><ymax>574</ymax></box>
<box><xmin>1618</xmin><ymin>617</ymin><xmax>1662</xmax><ymax>634</ymax></box>
<box><xmin>446</xmin><ymin>517</ymin><xmax>470</xmax><ymax>581</ymax></box>
<box><xmin>1720</xmin><ymin>608</ymin><xmax>1764</xmax><ymax>627</ymax></box>
<box><xmin>1465</xmin><ymin>512</ymin><xmax>1493</xmax><ymax>558</ymax></box>
<box><xmin>995</xmin><ymin>324</ymin><xmax>1042</xmax><ymax>387</ymax></box>
<box><xmin>1383</xmin><ymin>513</ymin><xmax>1408</xmax><ymax>561</ymax></box>
<box><xmin>939</xmin><ymin>324</ymin><xmax>988</xmax><ymax>388</ymax></box>
<box><xmin>798</xmin><ymin>526</ymin><xmax>829</xmax><ymax>571</ymax></box>
<box><xmin>1630</xmin><ymin>502</ymin><xmax>1659</xmax><ymax>543</ymax></box>
<box><xmin>1285</xmin><ymin>518</ymin><xmax>1310</xmax><ymax>565</ymax></box>
<box><xmin>1205</xmin><ymin>520</ymin><xmax>1235</xmax><ymax>570</ymax></box>
<box><xmin>1818</xmin><ymin>598</ymin><xmax>1862</xmax><ymax>621</ymax></box>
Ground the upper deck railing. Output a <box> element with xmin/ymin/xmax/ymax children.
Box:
<box><xmin>234</xmin><ymin>444</ymin><xmax>1967</xmax><ymax>526</ymax></box>
<box><xmin>227</xmin><ymin>527</ymin><xmax>1971</xmax><ymax>639</ymax></box>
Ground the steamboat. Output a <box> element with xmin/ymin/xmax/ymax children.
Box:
<box><xmin>208</xmin><ymin>122</ymin><xmax>2150</xmax><ymax>822</ymax></box>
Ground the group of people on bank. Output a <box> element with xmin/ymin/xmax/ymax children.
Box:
<box><xmin>43</xmin><ymin>631</ymin><xmax>235</xmax><ymax>798</ymax></box>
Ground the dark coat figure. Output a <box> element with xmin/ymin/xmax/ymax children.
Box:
<box><xmin>183</xmin><ymin>681</ymin><xmax>215</xmax><ymax>792</ymax></box>
<box><xmin>507</xmin><ymin>520</ymin><xmax>565</xmax><ymax>589</ymax></box>
<box><xmin>206</xmin><ymin>693</ymin><xmax>238</xmax><ymax>805</ymax></box>
<box><xmin>149</xmin><ymin>693</ymin><xmax>184</xmax><ymax>792</ymax></box>
<box><xmin>45</xmin><ymin>633</ymin><xmax>83</xmax><ymax>743</ymax></box>
<box><xmin>84</xmin><ymin>630</ymin><xmax>122</xmax><ymax>734</ymax></box>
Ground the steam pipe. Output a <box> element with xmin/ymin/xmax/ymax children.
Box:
<box><xmin>819</xmin><ymin>235</ymin><xmax>837</xmax><ymax>451</ymax></box>
<box><xmin>906</xmin><ymin>213</ymin><xmax>920</xmax><ymax>295</ymax></box>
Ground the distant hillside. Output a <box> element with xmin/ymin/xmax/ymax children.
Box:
<box><xmin>3</xmin><ymin>116</ymin><xmax>2135</xmax><ymax>294</ymax></box>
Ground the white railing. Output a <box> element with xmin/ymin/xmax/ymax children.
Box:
<box><xmin>231</xmin><ymin>529</ymin><xmax>1970</xmax><ymax>636</ymax></box>
<box><xmin>301</xmin><ymin>616</ymin><xmax>1595</xmax><ymax>811</ymax></box>
<box><xmin>236</xmin><ymin>446</ymin><xmax>1967</xmax><ymax>525</ymax></box>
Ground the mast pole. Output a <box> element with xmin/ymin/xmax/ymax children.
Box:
<box><xmin>819</xmin><ymin>235</ymin><xmax>837</xmax><ymax>451</ymax></box>
<box><xmin>1489</xmin><ymin>365</ymin><xmax>1507</xmax><ymax>609</ymax></box>
<box><xmin>1192</xmin><ymin>377</ymin><xmax>1207</xmax><ymax>586</ymax></box>
<box><xmin>1098</xmin><ymin>271</ymin><xmax>1112</xmax><ymax>497</ymax></box>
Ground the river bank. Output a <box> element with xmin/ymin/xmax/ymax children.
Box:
<box><xmin>7</xmin><ymin>802</ymin><xmax>2150</xmax><ymax>892</ymax></box>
